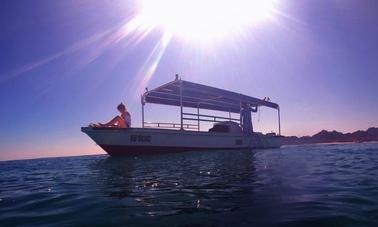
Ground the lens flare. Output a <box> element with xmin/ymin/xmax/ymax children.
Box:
<box><xmin>139</xmin><ymin>0</ymin><xmax>276</xmax><ymax>42</ymax></box>
<box><xmin>2</xmin><ymin>0</ymin><xmax>278</xmax><ymax>99</ymax></box>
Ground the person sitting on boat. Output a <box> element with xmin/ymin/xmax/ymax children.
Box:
<box><xmin>90</xmin><ymin>103</ymin><xmax>131</xmax><ymax>128</ymax></box>
<box><xmin>241</xmin><ymin>103</ymin><xmax>257</xmax><ymax>134</ymax></box>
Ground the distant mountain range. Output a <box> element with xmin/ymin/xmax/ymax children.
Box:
<box><xmin>282</xmin><ymin>127</ymin><xmax>378</xmax><ymax>145</ymax></box>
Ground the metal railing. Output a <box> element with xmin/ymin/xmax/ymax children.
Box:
<box><xmin>182</xmin><ymin>112</ymin><xmax>240</xmax><ymax>123</ymax></box>
<box><xmin>143</xmin><ymin>122</ymin><xmax>199</xmax><ymax>130</ymax></box>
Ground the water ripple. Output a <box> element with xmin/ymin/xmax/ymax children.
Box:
<box><xmin>1</xmin><ymin>143</ymin><xmax>378</xmax><ymax>226</ymax></box>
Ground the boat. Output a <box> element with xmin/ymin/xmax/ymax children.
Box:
<box><xmin>81</xmin><ymin>76</ymin><xmax>282</xmax><ymax>156</ymax></box>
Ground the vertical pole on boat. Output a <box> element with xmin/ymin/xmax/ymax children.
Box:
<box><xmin>229</xmin><ymin>111</ymin><xmax>231</xmax><ymax>121</ymax></box>
<box><xmin>180</xmin><ymin>78</ymin><xmax>183</xmax><ymax>130</ymax></box>
<box><xmin>239</xmin><ymin>101</ymin><xmax>243</xmax><ymax>128</ymax></box>
<box><xmin>278</xmin><ymin>107</ymin><xmax>281</xmax><ymax>135</ymax></box>
<box><xmin>141</xmin><ymin>94</ymin><xmax>145</xmax><ymax>128</ymax></box>
<box><xmin>197</xmin><ymin>107</ymin><xmax>200</xmax><ymax>131</ymax></box>
<box><xmin>142</xmin><ymin>103</ymin><xmax>145</xmax><ymax>128</ymax></box>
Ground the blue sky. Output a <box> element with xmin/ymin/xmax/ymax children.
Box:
<box><xmin>1</xmin><ymin>0</ymin><xmax>378</xmax><ymax>160</ymax></box>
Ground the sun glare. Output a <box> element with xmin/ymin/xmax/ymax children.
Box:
<box><xmin>138</xmin><ymin>0</ymin><xmax>276</xmax><ymax>42</ymax></box>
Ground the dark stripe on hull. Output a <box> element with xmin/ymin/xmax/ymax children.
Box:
<box><xmin>99</xmin><ymin>144</ymin><xmax>248</xmax><ymax>156</ymax></box>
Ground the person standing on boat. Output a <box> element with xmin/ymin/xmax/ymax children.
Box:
<box><xmin>241</xmin><ymin>103</ymin><xmax>256</xmax><ymax>134</ymax></box>
<box><xmin>90</xmin><ymin>103</ymin><xmax>131</xmax><ymax>128</ymax></box>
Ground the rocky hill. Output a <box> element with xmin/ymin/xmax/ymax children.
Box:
<box><xmin>282</xmin><ymin>127</ymin><xmax>378</xmax><ymax>145</ymax></box>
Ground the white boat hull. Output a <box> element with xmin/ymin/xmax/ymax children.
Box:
<box><xmin>81</xmin><ymin>127</ymin><xmax>281</xmax><ymax>156</ymax></box>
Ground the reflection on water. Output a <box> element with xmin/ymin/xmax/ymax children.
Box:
<box><xmin>1</xmin><ymin>143</ymin><xmax>378</xmax><ymax>226</ymax></box>
<box><xmin>94</xmin><ymin>150</ymin><xmax>257</xmax><ymax>217</ymax></box>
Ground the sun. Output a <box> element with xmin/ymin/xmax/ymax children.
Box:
<box><xmin>138</xmin><ymin>0</ymin><xmax>276</xmax><ymax>43</ymax></box>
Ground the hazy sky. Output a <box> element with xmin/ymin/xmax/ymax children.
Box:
<box><xmin>1</xmin><ymin>0</ymin><xmax>378</xmax><ymax>160</ymax></box>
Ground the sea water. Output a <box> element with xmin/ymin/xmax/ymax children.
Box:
<box><xmin>1</xmin><ymin>143</ymin><xmax>378</xmax><ymax>226</ymax></box>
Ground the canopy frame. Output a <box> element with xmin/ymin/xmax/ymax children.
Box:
<box><xmin>141</xmin><ymin>76</ymin><xmax>281</xmax><ymax>135</ymax></box>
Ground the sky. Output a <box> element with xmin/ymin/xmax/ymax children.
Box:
<box><xmin>1</xmin><ymin>0</ymin><xmax>378</xmax><ymax>160</ymax></box>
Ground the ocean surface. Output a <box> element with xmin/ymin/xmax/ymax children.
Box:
<box><xmin>1</xmin><ymin>143</ymin><xmax>378</xmax><ymax>226</ymax></box>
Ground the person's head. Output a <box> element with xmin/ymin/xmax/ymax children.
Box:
<box><xmin>117</xmin><ymin>103</ymin><xmax>126</xmax><ymax>113</ymax></box>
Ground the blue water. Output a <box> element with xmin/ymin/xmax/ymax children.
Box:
<box><xmin>1</xmin><ymin>143</ymin><xmax>378</xmax><ymax>226</ymax></box>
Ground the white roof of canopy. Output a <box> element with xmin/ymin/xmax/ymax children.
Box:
<box><xmin>142</xmin><ymin>78</ymin><xmax>279</xmax><ymax>113</ymax></box>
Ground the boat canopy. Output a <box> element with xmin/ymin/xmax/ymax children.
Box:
<box><xmin>142</xmin><ymin>78</ymin><xmax>279</xmax><ymax>113</ymax></box>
